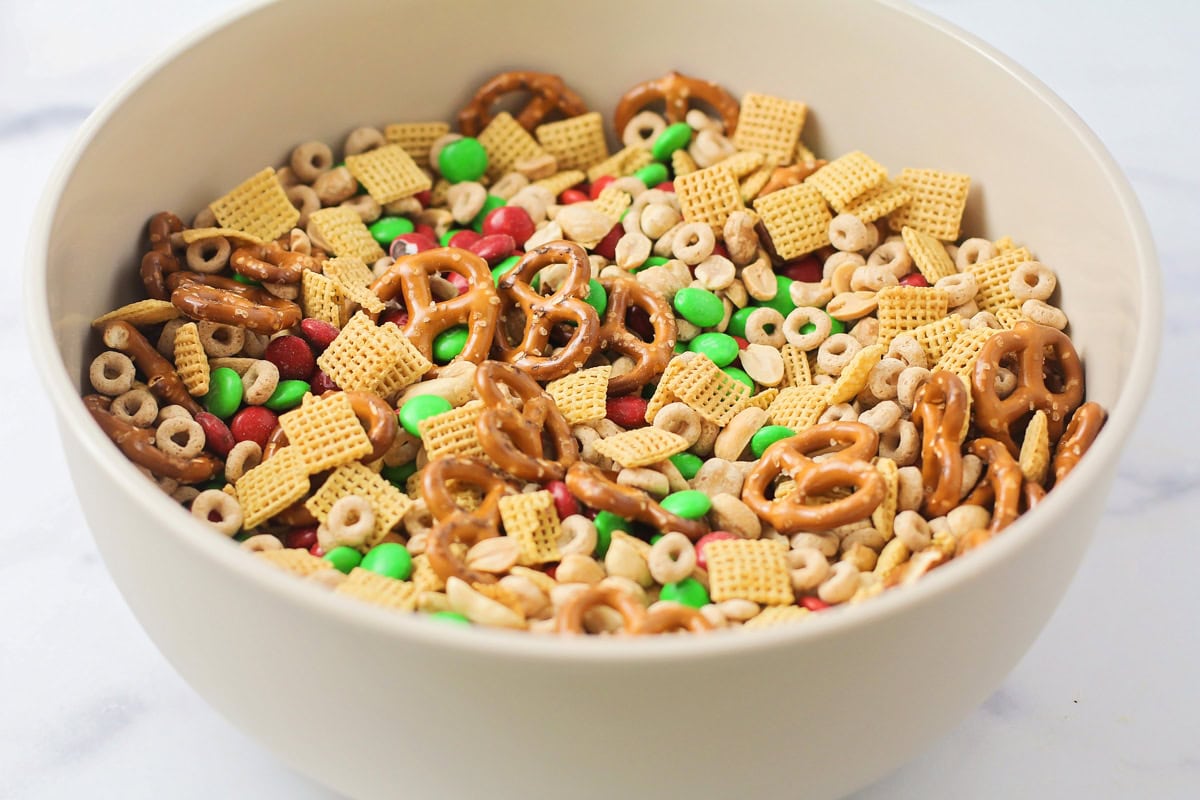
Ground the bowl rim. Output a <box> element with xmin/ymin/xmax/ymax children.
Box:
<box><xmin>24</xmin><ymin>0</ymin><xmax>1162</xmax><ymax>662</ymax></box>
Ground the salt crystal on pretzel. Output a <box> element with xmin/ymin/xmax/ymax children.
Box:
<box><xmin>780</xmin><ymin>343</ymin><xmax>813</xmax><ymax>388</ymax></box>
<box><xmin>969</xmin><ymin>247</ymin><xmax>1035</xmax><ymax>312</ymax></box>
<box><xmin>733</xmin><ymin>92</ymin><xmax>807</xmax><ymax>165</ymax></box>
<box><xmin>301</xmin><ymin>270</ymin><xmax>345</xmax><ymax>327</ymax></box>
<box><xmin>335</xmin><ymin>567</ymin><xmax>417</xmax><ymax>611</ymax></box>
<box><xmin>828</xmin><ymin>344</ymin><xmax>884</xmax><ymax>405</ymax></box>
<box><xmin>675</xmin><ymin>164</ymin><xmax>745</xmax><ymax>232</ymax></box>
<box><xmin>586</xmin><ymin>146</ymin><xmax>653</xmax><ymax>183</ymax></box>
<box><xmin>887</xmin><ymin>167</ymin><xmax>971</xmax><ymax>241</ymax></box>
<box><xmin>871</xmin><ymin>457</ymin><xmax>900</xmax><ymax>539</ymax></box>
<box><xmin>418</xmin><ymin>399</ymin><xmax>490</xmax><ymax>462</ymax></box>
<box><xmin>910</xmin><ymin>315</ymin><xmax>965</xmax><ymax>364</ymax></box>
<box><xmin>256</xmin><ymin>548</ymin><xmax>329</xmax><ymax>576</ymax></box>
<box><xmin>306</xmin><ymin>461</ymin><xmax>414</xmax><ymax>547</ymax></box>
<box><xmin>477</xmin><ymin>112</ymin><xmax>549</xmax><ymax>181</ymax></box>
<box><xmin>743</xmin><ymin>605</ymin><xmax>810</xmax><ymax>629</ymax></box>
<box><xmin>498</xmin><ymin>490</ymin><xmax>562</xmax><ymax>566</ymax></box>
<box><xmin>901</xmin><ymin>226</ymin><xmax>958</xmax><ymax>284</ymax></box>
<box><xmin>345</xmin><ymin>144</ymin><xmax>432</xmax><ymax>204</ymax></box>
<box><xmin>874</xmin><ymin>286</ymin><xmax>951</xmax><ymax>347</ymax></box>
<box><xmin>672</xmin><ymin>354</ymin><xmax>751</xmax><ymax>426</ymax></box>
<box><xmin>841</xmin><ymin>179</ymin><xmax>911</xmax><ymax>223</ymax></box>
<box><xmin>546</xmin><ymin>365</ymin><xmax>611</xmax><ymax>424</ymax></box>
<box><xmin>752</xmin><ymin>182</ymin><xmax>832</xmax><ymax>260</ymax></box>
<box><xmin>384</xmin><ymin>121</ymin><xmax>451</xmax><ymax>169</ymax></box>
<box><xmin>208</xmin><ymin>167</ymin><xmax>299</xmax><ymax>243</ymax></box>
<box><xmin>534</xmin><ymin>169</ymin><xmax>587</xmax><ymax>198</ymax></box>
<box><xmin>316</xmin><ymin>312</ymin><xmax>432</xmax><ymax>399</ymax></box>
<box><xmin>766</xmin><ymin>385</ymin><xmax>830</xmax><ymax>431</ymax></box>
<box><xmin>172</xmin><ymin>322</ymin><xmax>210</xmax><ymax>396</ymax></box>
<box><xmin>593</xmin><ymin>427</ymin><xmax>691</xmax><ymax>469</ymax></box>
<box><xmin>1019</xmin><ymin>410</ymin><xmax>1051</xmax><ymax>485</ymax></box>
<box><xmin>536</xmin><ymin>111</ymin><xmax>609</xmax><ymax>172</ymax></box>
<box><xmin>805</xmin><ymin>151</ymin><xmax>888</xmax><ymax>212</ymax></box>
<box><xmin>309</xmin><ymin>207</ymin><xmax>385</xmax><ymax>263</ymax></box>
<box><xmin>706</xmin><ymin>538</ymin><xmax>793</xmax><ymax>606</ymax></box>
<box><xmin>91</xmin><ymin>299</ymin><xmax>180</xmax><ymax>328</ymax></box>
<box><xmin>235</xmin><ymin>446</ymin><xmax>310</xmax><ymax>529</ymax></box>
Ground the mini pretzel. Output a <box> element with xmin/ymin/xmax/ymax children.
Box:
<box><xmin>565</xmin><ymin>461</ymin><xmax>709</xmax><ymax>540</ymax></box>
<box><xmin>613</xmin><ymin>71</ymin><xmax>740</xmax><ymax>138</ymax></box>
<box><xmin>100</xmin><ymin>320</ymin><xmax>200</xmax><ymax>415</ymax></box>
<box><xmin>324</xmin><ymin>390</ymin><xmax>397</xmax><ymax>464</ymax></box>
<box><xmin>167</xmin><ymin>271</ymin><xmax>302</xmax><ymax>335</ymax></box>
<box><xmin>140</xmin><ymin>212</ymin><xmax>184</xmax><ymax>301</ymax></box>
<box><xmin>554</xmin><ymin>583</ymin><xmax>714</xmax><ymax>635</ymax></box>
<box><xmin>1052</xmin><ymin>401</ymin><xmax>1105</xmax><ymax>485</ymax></box>
<box><xmin>368</xmin><ymin>248</ymin><xmax>499</xmax><ymax>375</ymax></box>
<box><xmin>972</xmin><ymin>321</ymin><xmax>1084</xmax><ymax>455</ymax></box>
<box><xmin>473</xmin><ymin>361</ymin><xmax>578</xmax><ymax>482</ymax></box>
<box><xmin>457</xmin><ymin>70</ymin><xmax>588</xmax><ymax>137</ymax></box>
<box><xmin>598</xmin><ymin>276</ymin><xmax>677</xmax><ymax>396</ymax></box>
<box><xmin>741</xmin><ymin>422</ymin><xmax>886</xmax><ymax>533</ymax></box>
<box><xmin>84</xmin><ymin>394</ymin><xmax>221</xmax><ymax>483</ymax></box>
<box><xmin>229</xmin><ymin>242</ymin><xmax>318</xmax><ymax>284</ymax></box>
<box><xmin>913</xmin><ymin>371</ymin><xmax>969</xmax><ymax>516</ymax></box>
<box><xmin>494</xmin><ymin>241</ymin><xmax>601</xmax><ymax>382</ymax></box>
<box><xmin>421</xmin><ymin>456</ymin><xmax>515</xmax><ymax>584</ymax></box>
<box><xmin>964</xmin><ymin>438</ymin><xmax>1023</xmax><ymax>533</ymax></box>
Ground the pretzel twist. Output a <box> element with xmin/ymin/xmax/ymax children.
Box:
<box><xmin>230</xmin><ymin>242</ymin><xmax>318</xmax><ymax>284</ymax></box>
<box><xmin>613</xmin><ymin>70</ymin><xmax>740</xmax><ymax>138</ymax></box>
<box><xmin>913</xmin><ymin>371</ymin><xmax>969</xmax><ymax>516</ymax></box>
<box><xmin>457</xmin><ymin>70</ymin><xmax>588</xmax><ymax>137</ymax></box>
<box><xmin>964</xmin><ymin>438</ymin><xmax>1024</xmax><ymax>533</ymax></box>
<box><xmin>84</xmin><ymin>394</ymin><xmax>221</xmax><ymax>483</ymax></box>
<box><xmin>167</xmin><ymin>271</ymin><xmax>302</xmax><ymax>335</ymax></box>
<box><xmin>100</xmin><ymin>320</ymin><xmax>201</xmax><ymax>415</ymax></box>
<box><xmin>1052</xmin><ymin>401</ymin><xmax>1105</xmax><ymax>485</ymax></box>
<box><xmin>140</xmin><ymin>211</ymin><xmax>184</xmax><ymax>301</ymax></box>
<box><xmin>565</xmin><ymin>461</ymin><xmax>709</xmax><ymax>540</ymax></box>
<box><xmin>554</xmin><ymin>583</ymin><xmax>713</xmax><ymax>635</ymax></box>
<box><xmin>598</xmin><ymin>276</ymin><xmax>677</xmax><ymax>396</ymax></box>
<box><xmin>473</xmin><ymin>361</ymin><xmax>578</xmax><ymax>482</ymax></box>
<box><xmin>494</xmin><ymin>241</ymin><xmax>601</xmax><ymax>381</ymax></box>
<box><xmin>422</xmin><ymin>457</ymin><xmax>515</xmax><ymax>584</ymax></box>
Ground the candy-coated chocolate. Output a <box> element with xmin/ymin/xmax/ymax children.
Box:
<box><xmin>438</xmin><ymin>137</ymin><xmax>488</xmax><ymax>183</ymax></box>
<box><xmin>264</xmin><ymin>335</ymin><xmax>315</xmax><ymax>381</ymax></box>
<box><xmin>750</xmin><ymin>425</ymin><xmax>797</xmax><ymax>458</ymax></box>
<box><xmin>651</xmin><ymin>122</ymin><xmax>692</xmax><ymax>161</ymax></box>
<box><xmin>361</xmin><ymin>542</ymin><xmax>413</xmax><ymax>581</ymax></box>
<box><xmin>606</xmin><ymin>396</ymin><xmax>649</xmax><ymax>428</ymax></box>
<box><xmin>400</xmin><ymin>395</ymin><xmax>453</xmax><ymax>437</ymax></box>
<box><xmin>432</xmin><ymin>326</ymin><xmax>470</xmax><ymax>362</ymax></box>
<box><xmin>203</xmin><ymin>367</ymin><xmax>244</xmax><ymax>419</ymax></box>
<box><xmin>546</xmin><ymin>480</ymin><xmax>580</xmax><ymax>520</ymax></box>
<box><xmin>633</xmin><ymin>162</ymin><xmax>668</xmax><ymax>187</ymax></box>
<box><xmin>482</xmin><ymin>205</ymin><xmax>535</xmax><ymax>245</ymax></box>
<box><xmin>592</xmin><ymin>510</ymin><xmax>626</xmax><ymax>558</ymax></box>
<box><xmin>688</xmin><ymin>332</ymin><xmax>739</xmax><ymax>367</ymax></box>
<box><xmin>668</xmin><ymin>452</ymin><xmax>703</xmax><ymax>480</ymax></box>
<box><xmin>264</xmin><ymin>379</ymin><xmax>310</xmax><ymax>412</ymax></box>
<box><xmin>324</xmin><ymin>546</ymin><xmax>362</xmax><ymax>574</ymax></box>
<box><xmin>230</xmin><ymin>405</ymin><xmax>278</xmax><ymax>449</ymax></box>
<box><xmin>299</xmin><ymin>318</ymin><xmax>340</xmax><ymax>352</ymax></box>
<box><xmin>660</xmin><ymin>577</ymin><xmax>709</xmax><ymax>608</ymax></box>
<box><xmin>659</xmin><ymin>490</ymin><xmax>712</xmax><ymax>519</ymax></box>
<box><xmin>369</xmin><ymin>215</ymin><xmax>414</xmax><ymax>247</ymax></box>
<box><xmin>722</xmin><ymin>366</ymin><xmax>755</xmax><ymax>391</ymax></box>
<box><xmin>471</xmin><ymin>195</ymin><xmax>507</xmax><ymax>232</ymax></box>
<box><xmin>380</xmin><ymin>461</ymin><xmax>417</xmax><ymax>488</ymax></box>
<box><xmin>673</xmin><ymin>287</ymin><xmax>724</xmax><ymax>327</ymax></box>
<box><xmin>758</xmin><ymin>275</ymin><xmax>797</xmax><ymax>317</ymax></box>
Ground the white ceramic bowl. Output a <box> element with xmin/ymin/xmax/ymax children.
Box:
<box><xmin>26</xmin><ymin>1</ymin><xmax>1159</xmax><ymax>797</ymax></box>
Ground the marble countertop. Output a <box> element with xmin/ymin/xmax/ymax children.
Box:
<box><xmin>3</xmin><ymin>1</ymin><xmax>1197</xmax><ymax>797</ymax></box>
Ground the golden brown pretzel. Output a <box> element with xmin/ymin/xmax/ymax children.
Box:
<box><xmin>637</xmin><ymin>604</ymin><xmax>715</xmax><ymax>635</ymax></box>
<box><xmin>598</xmin><ymin>276</ymin><xmax>677</xmax><ymax>396</ymax></box>
<box><xmin>553</xmin><ymin>584</ymin><xmax>712</xmax><ymax>635</ymax></box>
<box><xmin>613</xmin><ymin>70</ymin><xmax>740</xmax><ymax>138</ymax></box>
<box><xmin>323</xmin><ymin>390</ymin><xmax>397</xmax><ymax>464</ymax></box>
<box><xmin>84</xmin><ymin>394</ymin><xmax>221</xmax><ymax>483</ymax></box>
<box><xmin>972</xmin><ymin>321</ymin><xmax>1084</xmax><ymax>456</ymax></box>
<box><xmin>421</xmin><ymin>457</ymin><xmax>515</xmax><ymax>584</ymax></box>
<box><xmin>457</xmin><ymin>70</ymin><xmax>588</xmax><ymax>137</ymax></box>
<box><xmin>965</xmin><ymin>438</ymin><xmax>1023</xmax><ymax>534</ymax></box>
<box><xmin>99</xmin><ymin>320</ymin><xmax>201</xmax><ymax>415</ymax></box>
<box><xmin>167</xmin><ymin>271</ymin><xmax>302</xmax><ymax>335</ymax></box>
<box><xmin>473</xmin><ymin>361</ymin><xmax>578</xmax><ymax>482</ymax></box>
<box><xmin>368</xmin><ymin>248</ymin><xmax>499</xmax><ymax>376</ymax></box>
<box><xmin>140</xmin><ymin>212</ymin><xmax>184</xmax><ymax>301</ymax></box>
<box><xmin>741</xmin><ymin>422</ymin><xmax>885</xmax><ymax>533</ymax></box>
<box><xmin>1052</xmin><ymin>401</ymin><xmax>1105</xmax><ymax>485</ymax></box>
<box><xmin>494</xmin><ymin>241</ymin><xmax>601</xmax><ymax>382</ymax></box>
<box><xmin>565</xmin><ymin>461</ymin><xmax>709</xmax><ymax>540</ymax></box>
<box><xmin>913</xmin><ymin>371</ymin><xmax>969</xmax><ymax>517</ymax></box>
<box><xmin>755</xmin><ymin>160</ymin><xmax>828</xmax><ymax>199</ymax></box>
<box><xmin>230</xmin><ymin>242</ymin><xmax>318</xmax><ymax>284</ymax></box>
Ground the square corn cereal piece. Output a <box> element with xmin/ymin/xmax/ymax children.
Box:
<box><xmin>828</xmin><ymin>344</ymin><xmax>885</xmax><ymax>405</ymax></box>
<box><xmin>384</xmin><ymin>121</ymin><xmax>450</xmax><ymax>169</ymax></box>
<box><xmin>733</xmin><ymin>92</ymin><xmax>808</xmax><ymax>165</ymax></box>
<box><xmin>911</xmin><ymin>315</ymin><xmax>964</xmax><ymax>364</ymax></box>
<box><xmin>305</xmin><ymin>462</ymin><xmax>414</xmax><ymax>547</ymax></box>
<box><xmin>767</xmin><ymin>385</ymin><xmax>830</xmax><ymax>431</ymax></box>
<box><xmin>1019</xmin><ymin>410</ymin><xmax>1050</xmax><ymax>485</ymax></box>
<box><xmin>887</xmin><ymin>168</ymin><xmax>971</xmax><ymax>241</ymax></box>
<box><xmin>173</xmin><ymin>322</ymin><xmax>210</xmax><ymax>396</ymax></box>
<box><xmin>995</xmin><ymin>307</ymin><xmax>1025</xmax><ymax>329</ymax></box>
<box><xmin>671</xmin><ymin>148</ymin><xmax>698</xmax><ymax>177</ymax></box>
<box><xmin>257</xmin><ymin>548</ymin><xmax>330</xmax><ymax>577</ymax></box>
<box><xmin>675</xmin><ymin>164</ymin><xmax>745</xmax><ymax>232</ymax></box>
<box><xmin>934</xmin><ymin>326</ymin><xmax>998</xmax><ymax>387</ymax></box>
<box><xmin>673</xmin><ymin>354</ymin><xmax>752</xmax><ymax>426</ymax></box>
<box><xmin>745</xmin><ymin>388</ymin><xmax>779</xmax><ymax>411</ymax></box>
<box><xmin>871</xmin><ymin>457</ymin><xmax>899</xmax><ymax>539</ymax></box>
<box><xmin>477</xmin><ymin>112</ymin><xmax>548</xmax><ymax>181</ymax></box>
<box><xmin>805</xmin><ymin>151</ymin><xmax>888</xmax><ymax>212</ymax></box>
<box><xmin>323</xmin><ymin>255</ymin><xmax>376</xmax><ymax>288</ymax></box>
<box><xmin>335</xmin><ymin>568</ymin><xmax>417</xmax><ymax>611</ymax></box>
<box><xmin>794</xmin><ymin>140</ymin><xmax>819</xmax><ymax>167</ymax></box>
<box><xmin>302</xmin><ymin>270</ymin><xmax>345</xmax><ymax>327</ymax></box>
<box><xmin>279</xmin><ymin>392</ymin><xmax>374</xmax><ymax>474</ymax></box>
<box><xmin>715</xmin><ymin>149</ymin><xmax>767</xmax><ymax>179</ymax></box>
<box><xmin>346</xmin><ymin>144</ymin><xmax>431</xmax><ymax>204</ymax></box>
<box><xmin>592</xmin><ymin>185</ymin><xmax>633</xmax><ymax>223</ymax></box>
<box><xmin>546</xmin><ymin>365</ymin><xmax>611</xmax><ymax>424</ymax></box>
<box><xmin>752</xmin><ymin>183</ymin><xmax>832</xmax><ymax>260</ymax></box>
<box><xmin>92</xmin><ymin>299</ymin><xmax>181</xmax><ymax>328</ymax></box>
<box><xmin>208</xmin><ymin>167</ymin><xmax>299</xmax><ymax>242</ymax></box>
<box><xmin>743</xmin><ymin>605</ymin><xmax>811</xmax><ymax>629</ymax></box>
<box><xmin>418</xmin><ymin>399</ymin><xmax>489</xmax><ymax>461</ymax></box>
<box><xmin>780</xmin><ymin>344</ymin><xmax>812</xmax><ymax>388</ymax></box>
<box><xmin>586</xmin><ymin>146</ymin><xmax>653</xmax><ymax>183</ymax></box>
<box><xmin>644</xmin><ymin>352</ymin><xmax>696</xmax><ymax>423</ymax></box>
<box><xmin>875</xmin><ymin>286</ymin><xmax>951</xmax><ymax>347</ymax></box>
<box><xmin>740</xmin><ymin>165</ymin><xmax>775</xmax><ymax>204</ymax></box>
<box><xmin>841</xmin><ymin>180</ymin><xmax>911</xmax><ymax>223</ymax></box>
<box><xmin>969</xmin><ymin>247</ymin><xmax>1035</xmax><ymax>313</ymax></box>
<box><xmin>706</xmin><ymin>539</ymin><xmax>794</xmax><ymax>606</ymax></box>
<box><xmin>534</xmin><ymin>169</ymin><xmax>587</xmax><ymax>198</ymax></box>
<box><xmin>316</xmin><ymin>312</ymin><xmax>432</xmax><ymax>398</ymax></box>
<box><xmin>593</xmin><ymin>427</ymin><xmax>691</xmax><ymax>469</ymax></box>
<box><xmin>179</xmin><ymin>227</ymin><xmax>264</xmax><ymax>246</ymax></box>
<box><xmin>309</xmin><ymin>207</ymin><xmax>385</xmax><ymax>262</ymax></box>
<box><xmin>498</xmin><ymin>490</ymin><xmax>562</xmax><ymax>566</ymax></box>
<box><xmin>901</xmin><ymin>226</ymin><xmax>958</xmax><ymax>284</ymax></box>
<box><xmin>536</xmin><ymin>111</ymin><xmax>609</xmax><ymax>172</ymax></box>
<box><xmin>410</xmin><ymin>554</ymin><xmax>445</xmax><ymax>593</ymax></box>
<box><xmin>235</xmin><ymin>446</ymin><xmax>310</xmax><ymax>529</ymax></box>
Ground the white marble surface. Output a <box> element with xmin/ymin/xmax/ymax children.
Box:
<box><xmin>3</xmin><ymin>1</ymin><xmax>1198</xmax><ymax>797</ymax></box>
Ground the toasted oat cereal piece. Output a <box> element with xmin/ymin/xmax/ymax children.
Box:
<box><xmin>911</xmin><ymin>315</ymin><xmax>965</xmax><ymax>364</ymax></box>
<box><xmin>498</xmin><ymin>490</ymin><xmax>562</xmax><ymax>566</ymax></box>
<box><xmin>901</xmin><ymin>226</ymin><xmax>958</xmax><ymax>284</ymax></box>
<box><xmin>888</xmin><ymin>168</ymin><xmax>971</xmax><ymax>241</ymax></box>
<box><xmin>675</xmin><ymin>164</ymin><xmax>745</xmax><ymax>232</ymax></box>
<box><xmin>384</xmin><ymin>121</ymin><xmax>451</xmax><ymax>169</ymax></box>
<box><xmin>256</xmin><ymin>547</ymin><xmax>329</xmax><ymax>576</ymax></box>
<box><xmin>594</xmin><ymin>427</ymin><xmax>691</xmax><ymax>469</ymax></box>
<box><xmin>841</xmin><ymin>180</ymin><xmax>911</xmax><ymax>223</ymax></box>
<box><xmin>706</xmin><ymin>538</ymin><xmax>793</xmax><ymax>606</ymax></box>
<box><xmin>1019</xmin><ymin>410</ymin><xmax>1051</xmax><ymax>485</ymax></box>
<box><xmin>536</xmin><ymin>111</ymin><xmax>609</xmax><ymax>172</ymax></box>
<box><xmin>173</xmin><ymin>322</ymin><xmax>210</xmax><ymax>396</ymax></box>
<box><xmin>335</xmin><ymin>567</ymin><xmax>417</xmax><ymax>611</ymax></box>
<box><xmin>969</xmin><ymin>247</ymin><xmax>1035</xmax><ymax>313</ymax></box>
<box><xmin>306</xmin><ymin>462</ymin><xmax>414</xmax><ymax>547</ymax></box>
<box><xmin>934</xmin><ymin>326</ymin><xmax>998</xmax><ymax>387</ymax></box>
<box><xmin>766</xmin><ymin>384</ymin><xmax>830</xmax><ymax>431</ymax></box>
<box><xmin>733</xmin><ymin>92</ymin><xmax>807</xmax><ymax>165</ymax></box>
<box><xmin>534</xmin><ymin>169</ymin><xmax>588</xmax><ymax>198</ymax></box>
<box><xmin>671</xmin><ymin>148</ymin><xmax>699</xmax><ymax>177</ymax></box>
<box><xmin>672</xmin><ymin>354</ymin><xmax>752</xmax><ymax>426</ymax></box>
<box><xmin>309</xmin><ymin>207</ymin><xmax>385</xmax><ymax>262</ymax></box>
<box><xmin>546</xmin><ymin>365</ymin><xmax>611</xmax><ymax>424</ymax></box>
<box><xmin>871</xmin><ymin>457</ymin><xmax>900</xmax><ymax>539</ymax></box>
<box><xmin>644</xmin><ymin>353</ymin><xmax>696</xmax><ymax>423</ymax></box>
<box><xmin>586</xmin><ymin>146</ymin><xmax>654</xmax><ymax>183</ymax></box>
<box><xmin>875</xmin><ymin>286</ymin><xmax>951</xmax><ymax>347</ymax></box>
<box><xmin>344</xmin><ymin>144</ymin><xmax>431</xmax><ymax>204</ymax></box>
<box><xmin>208</xmin><ymin>167</ymin><xmax>299</xmax><ymax>242</ymax></box>
<box><xmin>805</xmin><ymin>151</ymin><xmax>888</xmax><ymax>212</ymax></box>
<box><xmin>477</xmin><ymin>112</ymin><xmax>548</xmax><ymax>181</ymax></box>
<box><xmin>301</xmin><ymin>270</ymin><xmax>345</xmax><ymax>327</ymax></box>
<box><xmin>828</xmin><ymin>344</ymin><xmax>884</xmax><ymax>405</ymax></box>
<box><xmin>592</xmin><ymin>184</ymin><xmax>633</xmax><ymax>223</ymax></box>
<box><xmin>752</xmin><ymin>182</ymin><xmax>832</xmax><ymax>260</ymax></box>
<box><xmin>743</xmin><ymin>604</ymin><xmax>811</xmax><ymax>629</ymax></box>
<box><xmin>178</xmin><ymin>227</ymin><xmax>264</xmax><ymax>246</ymax></box>
<box><xmin>316</xmin><ymin>312</ymin><xmax>432</xmax><ymax>398</ymax></box>
<box><xmin>780</xmin><ymin>343</ymin><xmax>813</xmax><ymax>388</ymax></box>
<box><xmin>91</xmin><ymin>299</ymin><xmax>180</xmax><ymax>328</ymax></box>
<box><xmin>418</xmin><ymin>399</ymin><xmax>490</xmax><ymax>461</ymax></box>
<box><xmin>716</xmin><ymin>149</ymin><xmax>767</xmax><ymax>179</ymax></box>
<box><xmin>279</xmin><ymin>392</ymin><xmax>374</xmax><ymax>474</ymax></box>
<box><xmin>235</xmin><ymin>446</ymin><xmax>310</xmax><ymax>529</ymax></box>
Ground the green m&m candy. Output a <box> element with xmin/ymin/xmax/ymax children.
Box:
<box><xmin>399</xmin><ymin>395</ymin><xmax>453</xmax><ymax>437</ymax></box>
<box><xmin>369</xmin><ymin>216</ymin><xmax>414</xmax><ymax>247</ymax></box>
<box><xmin>432</xmin><ymin>326</ymin><xmax>469</xmax><ymax>362</ymax></box>
<box><xmin>430</xmin><ymin>611</ymin><xmax>471</xmax><ymax>626</ymax></box>
<box><xmin>471</xmin><ymin>194</ymin><xmax>506</xmax><ymax>231</ymax></box>
<box><xmin>673</xmin><ymin>287</ymin><xmax>724</xmax><ymax>327</ymax></box>
<box><xmin>492</xmin><ymin>255</ymin><xmax>521</xmax><ymax>285</ymax></box>
<box><xmin>660</xmin><ymin>577</ymin><xmax>710</xmax><ymax>608</ymax></box>
<box><xmin>380</xmin><ymin>460</ymin><xmax>417</xmax><ymax>489</ymax></box>
<box><xmin>727</xmin><ymin>306</ymin><xmax>756</xmax><ymax>339</ymax></box>
<box><xmin>584</xmin><ymin>278</ymin><xmax>608</xmax><ymax>317</ymax></box>
<box><xmin>759</xmin><ymin>275</ymin><xmax>797</xmax><ymax>317</ymax></box>
<box><xmin>651</xmin><ymin>122</ymin><xmax>692</xmax><ymax>162</ymax></box>
<box><xmin>361</xmin><ymin>542</ymin><xmax>413</xmax><ymax>581</ymax></box>
<box><xmin>688</xmin><ymin>332</ymin><xmax>739</xmax><ymax>367</ymax></box>
<box><xmin>324</xmin><ymin>546</ymin><xmax>362</xmax><ymax>574</ymax></box>
<box><xmin>751</xmin><ymin>425</ymin><xmax>797</xmax><ymax>458</ymax></box>
<box><xmin>669</xmin><ymin>452</ymin><xmax>703</xmax><ymax>480</ymax></box>
<box><xmin>633</xmin><ymin>162</ymin><xmax>668</xmax><ymax>188</ymax></box>
<box><xmin>264</xmin><ymin>379</ymin><xmax>310</xmax><ymax>412</ymax></box>
<box><xmin>722</xmin><ymin>366</ymin><xmax>755</xmax><ymax>391</ymax></box>
<box><xmin>438</xmin><ymin>137</ymin><xmax>488</xmax><ymax>183</ymax></box>
<box><xmin>592</xmin><ymin>511</ymin><xmax>627</xmax><ymax>559</ymax></box>
<box><xmin>203</xmin><ymin>367</ymin><xmax>243</xmax><ymax>419</ymax></box>
<box><xmin>660</xmin><ymin>490</ymin><xmax>712</xmax><ymax>519</ymax></box>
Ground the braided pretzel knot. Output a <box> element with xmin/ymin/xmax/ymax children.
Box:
<box><xmin>100</xmin><ymin>320</ymin><xmax>201</xmax><ymax>415</ymax></box>
<box><xmin>84</xmin><ymin>394</ymin><xmax>222</xmax><ymax>483</ymax></box>
<box><xmin>913</xmin><ymin>370</ymin><xmax>970</xmax><ymax>516</ymax></box>
<box><xmin>972</xmin><ymin>321</ymin><xmax>1084</xmax><ymax>456</ymax></box>
<box><xmin>598</xmin><ymin>276</ymin><xmax>677</xmax><ymax>396</ymax></box>
<box><xmin>565</xmin><ymin>461</ymin><xmax>709</xmax><ymax>540</ymax></box>
<box><xmin>167</xmin><ymin>271</ymin><xmax>302</xmax><ymax>335</ymax></box>
<box><xmin>457</xmin><ymin>70</ymin><xmax>588</xmax><ymax>137</ymax></box>
<box><xmin>473</xmin><ymin>361</ymin><xmax>578</xmax><ymax>482</ymax></box>
<box><xmin>961</xmin><ymin>438</ymin><xmax>1023</xmax><ymax>533</ymax></box>
<box><xmin>613</xmin><ymin>70</ymin><xmax>740</xmax><ymax>138</ymax></box>
<box><xmin>140</xmin><ymin>211</ymin><xmax>183</xmax><ymax>300</ymax></box>
<box><xmin>742</xmin><ymin>422</ymin><xmax>885</xmax><ymax>533</ymax></box>
<box><xmin>230</xmin><ymin>242</ymin><xmax>318</xmax><ymax>284</ymax></box>
<box><xmin>423</xmin><ymin>457</ymin><xmax>515</xmax><ymax>585</ymax></box>
<box><xmin>368</xmin><ymin>248</ymin><xmax>498</xmax><ymax>375</ymax></box>
<box><xmin>494</xmin><ymin>241</ymin><xmax>600</xmax><ymax>382</ymax></box>
<box><xmin>1052</xmin><ymin>402</ymin><xmax>1105</xmax><ymax>485</ymax></box>
<box><xmin>554</xmin><ymin>584</ymin><xmax>713</xmax><ymax>635</ymax></box>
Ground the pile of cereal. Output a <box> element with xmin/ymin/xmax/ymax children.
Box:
<box><xmin>82</xmin><ymin>69</ymin><xmax>1106</xmax><ymax>635</ymax></box>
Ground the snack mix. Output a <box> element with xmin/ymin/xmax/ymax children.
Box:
<box><xmin>82</xmin><ymin>70</ymin><xmax>1107</xmax><ymax>635</ymax></box>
